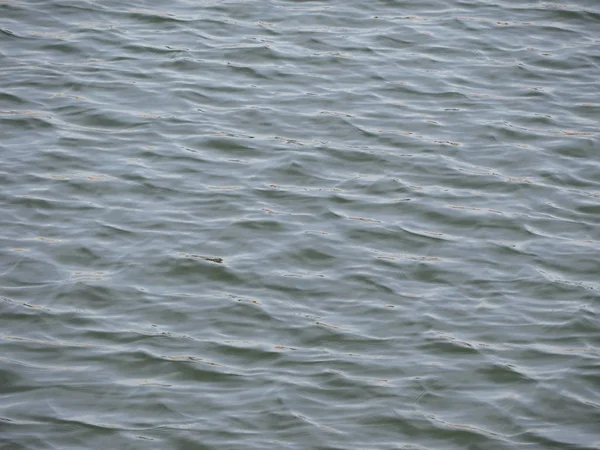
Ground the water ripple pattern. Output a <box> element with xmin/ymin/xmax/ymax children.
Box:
<box><xmin>1</xmin><ymin>0</ymin><xmax>599</xmax><ymax>448</ymax></box>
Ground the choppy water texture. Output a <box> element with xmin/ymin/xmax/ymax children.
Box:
<box><xmin>2</xmin><ymin>0</ymin><xmax>599</xmax><ymax>448</ymax></box>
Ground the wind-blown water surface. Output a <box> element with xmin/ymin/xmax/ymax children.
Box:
<box><xmin>1</xmin><ymin>0</ymin><xmax>599</xmax><ymax>448</ymax></box>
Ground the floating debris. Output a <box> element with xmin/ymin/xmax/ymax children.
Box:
<box><xmin>181</xmin><ymin>253</ymin><xmax>224</xmax><ymax>264</ymax></box>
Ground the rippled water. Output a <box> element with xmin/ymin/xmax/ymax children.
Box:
<box><xmin>2</xmin><ymin>1</ymin><xmax>599</xmax><ymax>448</ymax></box>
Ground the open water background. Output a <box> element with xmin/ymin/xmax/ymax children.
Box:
<box><xmin>1</xmin><ymin>1</ymin><xmax>599</xmax><ymax>449</ymax></box>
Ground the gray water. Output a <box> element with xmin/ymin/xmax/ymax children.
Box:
<box><xmin>1</xmin><ymin>1</ymin><xmax>599</xmax><ymax>449</ymax></box>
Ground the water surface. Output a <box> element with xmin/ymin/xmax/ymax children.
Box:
<box><xmin>1</xmin><ymin>1</ymin><xmax>599</xmax><ymax>448</ymax></box>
